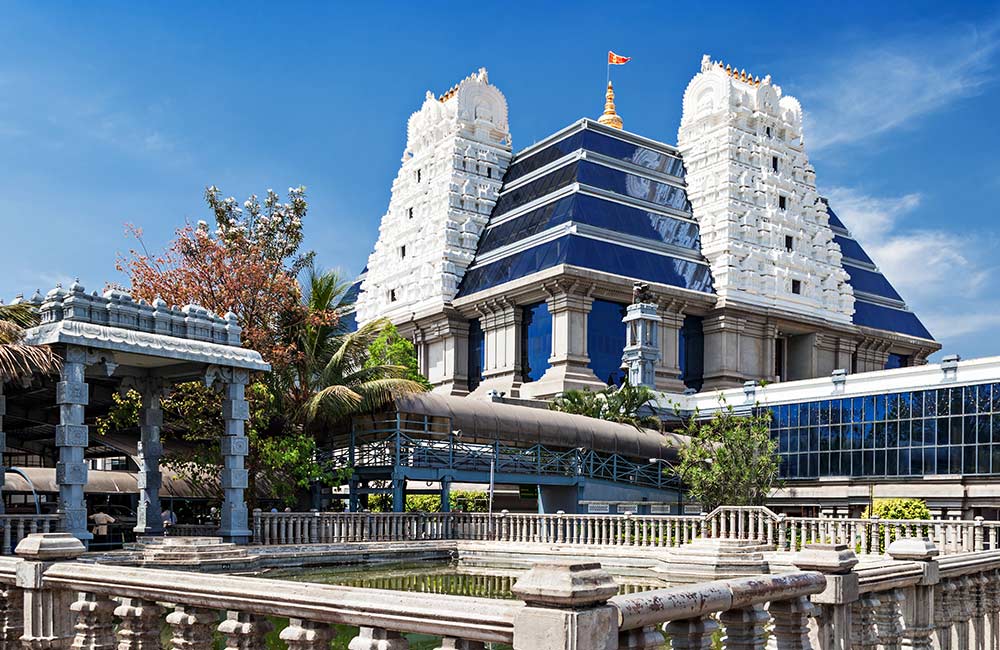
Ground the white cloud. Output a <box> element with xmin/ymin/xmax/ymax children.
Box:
<box><xmin>802</xmin><ymin>23</ymin><xmax>1000</xmax><ymax>151</ymax></box>
<box><xmin>826</xmin><ymin>186</ymin><xmax>1000</xmax><ymax>349</ymax></box>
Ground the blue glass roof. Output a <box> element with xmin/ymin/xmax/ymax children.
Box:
<box><xmin>826</xmin><ymin>201</ymin><xmax>934</xmax><ymax>341</ymax></box>
<box><xmin>460</xmin><ymin>234</ymin><xmax>714</xmax><ymax>296</ymax></box>
<box><xmin>458</xmin><ymin>122</ymin><xmax>708</xmax><ymax>298</ymax></box>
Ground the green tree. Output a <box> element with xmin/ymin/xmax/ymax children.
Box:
<box><xmin>304</xmin><ymin>318</ymin><xmax>428</xmax><ymax>429</ymax></box>
<box><xmin>551</xmin><ymin>382</ymin><xmax>660</xmax><ymax>429</ymax></box>
<box><xmin>0</xmin><ymin>303</ymin><xmax>59</xmax><ymax>383</ymax></box>
<box><xmin>672</xmin><ymin>402</ymin><xmax>782</xmax><ymax>511</ymax></box>
<box><xmin>365</xmin><ymin>322</ymin><xmax>431</xmax><ymax>390</ymax></box>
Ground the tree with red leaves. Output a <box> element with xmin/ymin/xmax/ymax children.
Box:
<box><xmin>117</xmin><ymin>185</ymin><xmax>317</xmax><ymax>372</ymax></box>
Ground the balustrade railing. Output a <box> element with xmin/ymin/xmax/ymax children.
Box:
<box><xmin>0</xmin><ymin>514</ymin><xmax>60</xmax><ymax>554</ymax></box>
<box><xmin>12</xmin><ymin>530</ymin><xmax>1000</xmax><ymax>650</ymax></box>
<box><xmin>253</xmin><ymin>507</ymin><xmax>1000</xmax><ymax>556</ymax></box>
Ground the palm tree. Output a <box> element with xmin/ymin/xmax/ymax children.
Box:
<box><xmin>0</xmin><ymin>303</ymin><xmax>59</xmax><ymax>383</ymax></box>
<box><xmin>304</xmin><ymin>318</ymin><xmax>427</xmax><ymax>427</ymax></box>
<box><xmin>552</xmin><ymin>382</ymin><xmax>660</xmax><ymax>430</ymax></box>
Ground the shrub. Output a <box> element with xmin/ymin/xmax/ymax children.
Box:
<box><xmin>862</xmin><ymin>498</ymin><xmax>931</xmax><ymax>554</ymax></box>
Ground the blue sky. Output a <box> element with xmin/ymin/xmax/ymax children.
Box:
<box><xmin>2</xmin><ymin>1</ymin><xmax>998</xmax><ymax>360</ymax></box>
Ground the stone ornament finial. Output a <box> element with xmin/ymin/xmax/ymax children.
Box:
<box><xmin>598</xmin><ymin>81</ymin><xmax>624</xmax><ymax>130</ymax></box>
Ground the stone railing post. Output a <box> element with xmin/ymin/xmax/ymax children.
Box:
<box><xmin>114</xmin><ymin>598</ymin><xmax>163</xmax><ymax>650</ymax></box>
<box><xmin>887</xmin><ymin>537</ymin><xmax>940</xmax><ymax>650</ymax></box>
<box><xmin>874</xmin><ymin>589</ymin><xmax>905</xmax><ymax>650</ymax></box>
<box><xmin>794</xmin><ymin>543</ymin><xmax>860</xmax><ymax>650</ymax></box>
<box><xmin>985</xmin><ymin>569</ymin><xmax>1000</xmax><ymax>650</ymax></box>
<box><xmin>280</xmin><ymin>619</ymin><xmax>332</xmax><ymax>650</ymax></box>
<box><xmin>719</xmin><ymin>604</ymin><xmax>768</xmax><ymax>649</ymax></box>
<box><xmin>347</xmin><ymin>627</ymin><xmax>408</xmax><ymax>649</ymax></box>
<box><xmin>851</xmin><ymin>594</ymin><xmax>881</xmax><ymax>650</ymax></box>
<box><xmin>165</xmin><ymin>605</ymin><xmax>216</xmax><ymax>650</ymax></box>
<box><xmin>511</xmin><ymin>562</ymin><xmax>618</xmax><ymax>650</ymax></box>
<box><xmin>218</xmin><ymin>611</ymin><xmax>272</xmax><ymax>650</ymax></box>
<box><xmin>777</xmin><ymin>514</ymin><xmax>788</xmax><ymax>551</ymax></box>
<box><xmin>975</xmin><ymin>517</ymin><xmax>985</xmax><ymax>551</ymax></box>
<box><xmin>768</xmin><ymin>595</ymin><xmax>814</xmax><ymax>650</ymax></box>
<box><xmin>664</xmin><ymin>616</ymin><xmax>719</xmax><ymax>650</ymax></box>
<box><xmin>0</xmin><ymin>579</ymin><xmax>23</xmax><ymax>649</ymax></box>
<box><xmin>15</xmin><ymin>533</ymin><xmax>85</xmax><ymax>650</ymax></box>
<box><xmin>251</xmin><ymin>509</ymin><xmax>262</xmax><ymax>544</ymax></box>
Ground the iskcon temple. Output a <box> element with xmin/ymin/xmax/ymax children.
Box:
<box><xmin>353</xmin><ymin>56</ymin><xmax>938</xmax><ymax>403</ymax></box>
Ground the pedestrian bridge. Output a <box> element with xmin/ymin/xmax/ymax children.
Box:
<box><xmin>324</xmin><ymin>393</ymin><xmax>688</xmax><ymax>513</ymax></box>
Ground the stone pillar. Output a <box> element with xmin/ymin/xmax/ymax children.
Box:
<box><xmin>794</xmin><ymin>543</ymin><xmax>860</xmax><ymax>650</ymax></box>
<box><xmin>133</xmin><ymin>379</ymin><xmax>166</xmax><ymax>536</ymax></box>
<box><xmin>69</xmin><ymin>592</ymin><xmax>117</xmax><ymax>650</ymax></box>
<box><xmin>165</xmin><ymin>605</ymin><xmax>216</xmax><ymax>650</ymax></box>
<box><xmin>621</xmin><ymin>302</ymin><xmax>660</xmax><ymax>390</ymax></box>
<box><xmin>219</xmin><ymin>368</ymin><xmax>251</xmax><ymax>543</ymax></box>
<box><xmin>15</xmin><ymin>533</ymin><xmax>86</xmax><ymax>650</ymax></box>
<box><xmin>655</xmin><ymin>310</ymin><xmax>685</xmax><ymax>393</ymax></box>
<box><xmin>56</xmin><ymin>346</ymin><xmax>92</xmax><ymax>543</ymax></box>
<box><xmin>511</xmin><ymin>562</ymin><xmax>618</xmax><ymax>650</ymax></box>
<box><xmin>114</xmin><ymin>598</ymin><xmax>163</xmax><ymax>650</ymax></box>
<box><xmin>526</xmin><ymin>285</ymin><xmax>604</xmax><ymax>399</ymax></box>
<box><xmin>348</xmin><ymin>627</ymin><xmax>408</xmax><ymax>650</ymax></box>
<box><xmin>413</xmin><ymin>314</ymin><xmax>470</xmax><ymax>396</ymax></box>
<box><xmin>470</xmin><ymin>300</ymin><xmax>523</xmax><ymax>398</ymax></box>
<box><xmin>700</xmin><ymin>313</ymin><xmax>746</xmax><ymax>390</ymax></box>
<box><xmin>280</xmin><ymin>619</ymin><xmax>331</xmax><ymax>650</ymax></box>
<box><xmin>887</xmin><ymin>537</ymin><xmax>939</xmax><ymax>650</ymax></box>
<box><xmin>218</xmin><ymin>611</ymin><xmax>272</xmax><ymax>650</ymax></box>
<box><xmin>440</xmin><ymin>479</ymin><xmax>451</xmax><ymax>513</ymax></box>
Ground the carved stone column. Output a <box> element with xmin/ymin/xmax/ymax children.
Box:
<box><xmin>69</xmin><ymin>593</ymin><xmax>117</xmax><ymax>650</ymax></box>
<box><xmin>793</xmin><ymin>543</ymin><xmax>860</xmax><ymax>650</ymax></box>
<box><xmin>526</xmin><ymin>283</ymin><xmax>604</xmax><ymax>398</ymax></box>
<box><xmin>0</xmin><ymin>582</ymin><xmax>23</xmax><ymax>649</ymax></box>
<box><xmin>720</xmin><ymin>605</ymin><xmax>768</xmax><ymax>649</ymax></box>
<box><xmin>218</xmin><ymin>611</ymin><xmax>272</xmax><ymax>650</ymax></box>
<box><xmin>347</xmin><ymin>627</ymin><xmax>409</xmax><ymax>650</ymax></box>
<box><xmin>125</xmin><ymin>378</ymin><xmax>168</xmax><ymax>536</ymax></box>
<box><xmin>617</xmin><ymin>626</ymin><xmax>664</xmax><ymax>650</ymax></box>
<box><xmin>887</xmin><ymin>538</ymin><xmax>939</xmax><ymax>650</ymax></box>
<box><xmin>664</xmin><ymin>617</ymin><xmax>719</xmax><ymax>650</ymax></box>
<box><xmin>216</xmin><ymin>367</ymin><xmax>251</xmax><ymax>543</ymax></box>
<box><xmin>16</xmin><ymin>533</ymin><xmax>86</xmax><ymax>650</ymax></box>
<box><xmin>279</xmin><ymin>619</ymin><xmax>331</xmax><ymax>650</ymax></box>
<box><xmin>165</xmin><ymin>605</ymin><xmax>216</xmax><ymax>650</ymax></box>
<box><xmin>470</xmin><ymin>300</ymin><xmax>523</xmax><ymax>398</ymax></box>
<box><xmin>654</xmin><ymin>309</ymin><xmax>685</xmax><ymax>393</ymax></box>
<box><xmin>768</xmin><ymin>595</ymin><xmax>813</xmax><ymax>650</ymax></box>
<box><xmin>114</xmin><ymin>598</ymin><xmax>163</xmax><ymax>650</ymax></box>
<box><xmin>875</xmin><ymin>589</ymin><xmax>904</xmax><ymax>650</ymax></box>
<box><xmin>851</xmin><ymin>594</ymin><xmax>880</xmax><ymax>650</ymax></box>
<box><xmin>56</xmin><ymin>345</ymin><xmax>92</xmax><ymax>543</ymax></box>
<box><xmin>434</xmin><ymin>640</ymin><xmax>485</xmax><ymax>650</ymax></box>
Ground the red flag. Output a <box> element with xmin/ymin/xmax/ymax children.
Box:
<box><xmin>608</xmin><ymin>51</ymin><xmax>631</xmax><ymax>65</ymax></box>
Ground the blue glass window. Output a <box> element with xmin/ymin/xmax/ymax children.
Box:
<box><xmin>467</xmin><ymin>318</ymin><xmax>484</xmax><ymax>392</ymax></box>
<box><xmin>587</xmin><ymin>299</ymin><xmax>627</xmax><ymax>386</ymax></box>
<box><xmin>885</xmin><ymin>353</ymin><xmax>910</xmax><ymax>370</ymax></box>
<box><xmin>492</xmin><ymin>162</ymin><xmax>578</xmax><ymax>216</ymax></box>
<box><xmin>679</xmin><ymin>315</ymin><xmax>704</xmax><ymax>391</ymax></box>
<box><xmin>577</xmin><ymin>161</ymin><xmax>690</xmax><ymax>211</ymax></box>
<box><xmin>521</xmin><ymin>302</ymin><xmax>551</xmax><ymax>383</ymax></box>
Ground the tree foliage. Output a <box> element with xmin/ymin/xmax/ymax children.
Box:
<box><xmin>551</xmin><ymin>383</ymin><xmax>659</xmax><ymax>429</ymax></box>
<box><xmin>367</xmin><ymin>490</ymin><xmax>489</xmax><ymax>513</ymax></box>
<box><xmin>365</xmin><ymin>323</ymin><xmax>431</xmax><ymax>390</ymax></box>
<box><xmin>117</xmin><ymin>186</ymin><xmax>319</xmax><ymax>371</ymax></box>
<box><xmin>862</xmin><ymin>498</ymin><xmax>931</xmax><ymax>554</ymax></box>
<box><xmin>672</xmin><ymin>402</ymin><xmax>782</xmax><ymax>512</ymax></box>
<box><xmin>0</xmin><ymin>304</ymin><xmax>60</xmax><ymax>383</ymax></box>
<box><xmin>96</xmin><ymin>382</ymin><xmax>338</xmax><ymax>508</ymax></box>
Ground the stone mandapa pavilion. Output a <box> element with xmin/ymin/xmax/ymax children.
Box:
<box><xmin>1</xmin><ymin>282</ymin><xmax>268</xmax><ymax>544</ymax></box>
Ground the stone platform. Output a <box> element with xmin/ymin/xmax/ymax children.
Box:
<box><xmin>655</xmin><ymin>538</ymin><xmax>773</xmax><ymax>583</ymax></box>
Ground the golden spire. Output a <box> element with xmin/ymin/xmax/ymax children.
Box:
<box><xmin>597</xmin><ymin>81</ymin><xmax>623</xmax><ymax>130</ymax></box>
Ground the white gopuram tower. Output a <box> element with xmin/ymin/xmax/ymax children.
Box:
<box><xmin>355</xmin><ymin>68</ymin><xmax>512</xmax><ymax>326</ymax></box>
<box><xmin>677</xmin><ymin>55</ymin><xmax>854</xmax><ymax>322</ymax></box>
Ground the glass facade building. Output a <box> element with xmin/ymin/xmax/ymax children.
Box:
<box><xmin>587</xmin><ymin>299</ymin><xmax>628</xmax><ymax>386</ymax></box>
<box><xmin>767</xmin><ymin>381</ymin><xmax>1000</xmax><ymax>480</ymax></box>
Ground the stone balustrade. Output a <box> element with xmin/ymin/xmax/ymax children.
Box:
<box><xmin>0</xmin><ymin>515</ymin><xmax>60</xmax><ymax>555</ymax></box>
<box><xmin>253</xmin><ymin>507</ymin><xmax>1000</xmax><ymax>555</ymax></box>
<box><xmin>6</xmin><ymin>532</ymin><xmax>1000</xmax><ymax>649</ymax></box>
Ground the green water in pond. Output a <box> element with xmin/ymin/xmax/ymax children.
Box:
<box><xmin>255</xmin><ymin>561</ymin><xmax>664</xmax><ymax>649</ymax></box>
